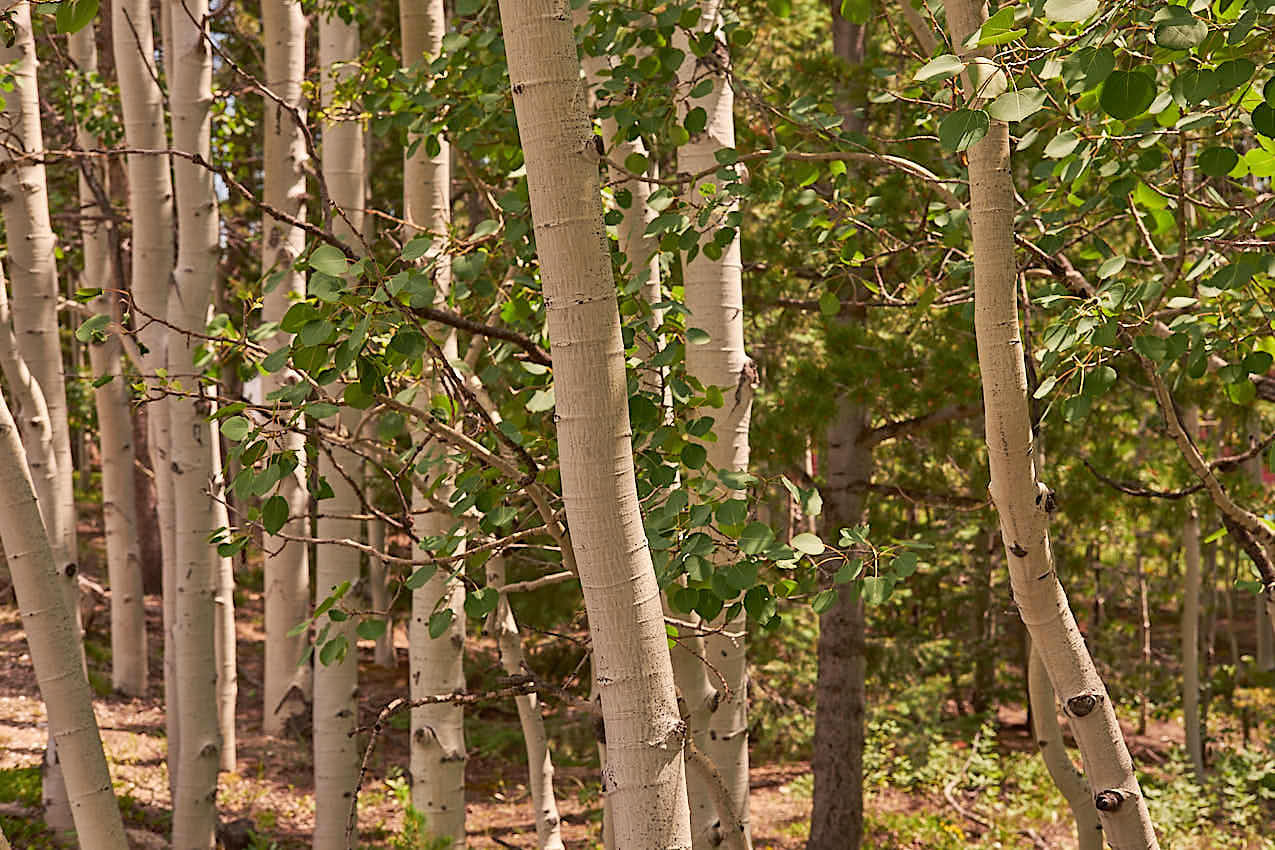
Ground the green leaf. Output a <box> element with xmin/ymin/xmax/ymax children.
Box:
<box><xmin>1043</xmin><ymin>0</ymin><xmax>1096</xmax><ymax>22</ymax></box>
<box><xmin>56</xmin><ymin>0</ymin><xmax>98</xmax><ymax>33</ymax></box>
<box><xmin>304</xmin><ymin>402</ymin><xmax>340</xmax><ymax>420</ymax></box>
<box><xmin>525</xmin><ymin>387</ymin><xmax>555</xmax><ymax>413</ymax></box>
<box><xmin>972</xmin><ymin>6</ymin><xmax>1026</xmax><ymax>46</ymax></box>
<box><xmin>1253</xmin><ymin>103</ymin><xmax>1275</xmax><ymax>138</ymax></box>
<box><xmin>356</xmin><ymin>619</ymin><xmax>387</xmax><ymax>640</ymax></box>
<box><xmin>1043</xmin><ymin>131</ymin><xmax>1080</xmax><ymax>159</ymax></box>
<box><xmin>1097</xmin><ymin>255</ymin><xmax>1127</xmax><ymax>279</ymax></box>
<box><xmin>262</xmin><ymin>495</ymin><xmax>289</xmax><ymax>535</ymax></box>
<box><xmin>686</xmin><ymin>327</ymin><xmax>711</xmax><ymax>345</ymax></box>
<box><xmin>716</xmin><ymin>498</ymin><xmax>748</xmax><ymax>525</ymax></box>
<box><xmin>818</xmin><ymin>291</ymin><xmax>841</xmax><ymax>317</ymax></box>
<box><xmin>623</xmin><ymin>152</ymin><xmax>649</xmax><ymax>174</ymax></box>
<box><xmin>402</xmin><ymin>235</ymin><xmax>434</xmax><ymax>262</ymax></box>
<box><xmin>986</xmin><ymin>88</ymin><xmax>1048</xmax><ymax>122</ymax></box>
<box><xmin>1215</xmin><ymin>58</ymin><xmax>1255</xmax><ymax>93</ymax></box>
<box><xmin>464</xmin><ymin>587</ymin><xmax>500</xmax><ymax>619</ymax></box>
<box><xmin>1198</xmin><ymin>146</ymin><xmax>1239</xmax><ymax>177</ymax></box>
<box><xmin>318</xmin><ymin>634</ymin><xmax>348</xmax><ymax>667</ymax></box>
<box><xmin>892</xmin><ymin>551</ymin><xmax>920</xmax><ymax>578</ymax></box>
<box><xmin>405</xmin><ymin>565</ymin><xmax>436</xmax><ymax>590</ymax></box>
<box><xmin>471</xmin><ymin>219</ymin><xmax>500</xmax><ymax>239</ymax></box>
<box><xmin>914</xmin><ymin>54</ymin><xmax>965</xmax><ymax>83</ymax></box>
<box><xmin>939</xmin><ymin>109</ymin><xmax>990</xmax><ymax>153</ymax></box>
<box><xmin>1154</xmin><ymin>11</ymin><xmax>1207</xmax><ymax>49</ymax></box>
<box><xmin>221</xmin><ymin>416</ymin><xmax>252</xmax><ymax>442</ymax></box>
<box><xmin>428</xmin><ymin>609</ymin><xmax>455</xmax><ymax>639</ymax></box>
<box><xmin>839</xmin><ymin>0</ymin><xmax>870</xmax><ymax>24</ymax></box>
<box><xmin>862</xmin><ymin>575</ymin><xmax>892</xmax><ymax>605</ymax></box>
<box><xmin>791</xmin><ymin>533</ymin><xmax>825</xmax><ymax>556</ymax></box>
<box><xmin>684</xmin><ymin>107</ymin><xmax>708</xmax><ymax>136</ymax></box>
<box><xmin>75</xmin><ymin>313</ymin><xmax>110</xmax><ymax>342</ymax></box>
<box><xmin>738</xmin><ymin>522</ymin><xmax>775</xmax><ymax>555</ymax></box>
<box><xmin>681</xmin><ymin>443</ymin><xmax>708</xmax><ymax>469</ymax></box>
<box><xmin>1100</xmin><ymin>71</ymin><xmax>1156</xmax><ymax>120</ymax></box>
<box><xmin>811</xmin><ymin>589</ymin><xmax>838</xmax><ymax>615</ymax></box>
<box><xmin>309</xmin><ymin>244</ymin><xmax>351</xmax><ymax>277</ymax></box>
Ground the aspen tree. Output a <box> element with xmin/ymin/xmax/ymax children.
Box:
<box><xmin>209</xmin><ymin>390</ymin><xmax>238</xmax><ymax>773</ymax></box>
<box><xmin>674</xmin><ymin>3</ymin><xmax>751</xmax><ymax>844</ymax></box>
<box><xmin>168</xmin><ymin>0</ymin><xmax>222</xmax><ymax>843</ymax></box>
<box><xmin>368</xmin><ymin>519</ymin><xmax>396</xmax><ymax>667</ymax></box>
<box><xmin>314</xmin><ymin>9</ymin><xmax>365</xmax><ymax>841</ymax></box>
<box><xmin>402</xmin><ymin>0</ymin><xmax>467</xmax><ymax>840</ymax></box>
<box><xmin>496</xmin><ymin>0</ymin><xmax>693</xmax><ymax>846</ymax></box>
<box><xmin>1028</xmin><ymin>645</ymin><xmax>1101</xmax><ymax>850</ymax></box>
<box><xmin>111</xmin><ymin>0</ymin><xmax>179</xmax><ymax>783</ymax></box>
<box><xmin>261</xmin><ymin>0</ymin><xmax>313</xmax><ymax>735</ymax></box>
<box><xmin>69</xmin><ymin>24</ymin><xmax>148</xmax><ymax>698</ymax></box>
<box><xmin>1181</xmin><ymin>407</ymin><xmax>1204</xmax><ymax>781</ymax></box>
<box><xmin>0</xmin><ymin>383</ymin><xmax>128</xmax><ymax>850</ymax></box>
<box><xmin>944</xmin><ymin>0</ymin><xmax>1159</xmax><ymax>845</ymax></box>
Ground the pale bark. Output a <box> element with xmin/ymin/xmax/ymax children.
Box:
<box><xmin>1181</xmin><ymin>409</ymin><xmax>1204</xmax><ymax>780</ymax></box>
<box><xmin>1136</xmin><ymin>544</ymin><xmax>1150</xmax><ymax>736</ymax></box>
<box><xmin>1246</xmin><ymin>413</ymin><xmax>1275</xmax><ymax>670</ymax></box>
<box><xmin>1028</xmin><ymin>644</ymin><xmax>1102</xmax><ymax>850</ymax></box>
<box><xmin>497</xmin><ymin>0</ymin><xmax>693</xmax><ymax>846</ymax></box>
<box><xmin>402</xmin><ymin>0</ymin><xmax>468</xmax><ymax>841</ymax></box>
<box><xmin>488</xmin><ymin>558</ymin><xmax>566</xmax><ymax>850</ymax></box>
<box><xmin>314</xmin><ymin>12</ymin><xmax>366</xmax><ymax>845</ymax></box>
<box><xmin>112</xmin><ymin>0</ymin><xmax>178</xmax><ymax>785</ymax></box>
<box><xmin>674</xmin><ymin>5</ymin><xmax>751</xmax><ymax>845</ymax></box>
<box><xmin>368</xmin><ymin>519</ymin><xmax>396</xmax><ymax>667</ymax></box>
<box><xmin>0</xmin><ymin>385</ymin><xmax>128</xmax><ymax>850</ymax></box>
<box><xmin>168</xmin><ymin>0</ymin><xmax>222</xmax><ymax>843</ymax></box>
<box><xmin>209</xmin><ymin>388</ymin><xmax>237</xmax><ymax>773</ymax></box>
<box><xmin>69</xmin><ymin>24</ymin><xmax>149</xmax><ymax>699</ymax></box>
<box><xmin>261</xmin><ymin>0</ymin><xmax>313</xmax><ymax>736</ymax></box>
<box><xmin>944</xmin><ymin>0</ymin><xmax>1159</xmax><ymax>844</ymax></box>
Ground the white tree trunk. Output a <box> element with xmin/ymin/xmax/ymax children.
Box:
<box><xmin>209</xmin><ymin>388</ymin><xmax>237</xmax><ymax>772</ymax></box>
<box><xmin>168</xmin><ymin>0</ymin><xmax>222</xmax><ymax>843</ymax></box>
<box><xmin>261</xmin><ymin>0</ymin><xmax>313</xmax><ymax>736</ymax></box>
<box><xmin>1180</xmin><ymin>409</ymin><xmax>1204</xmax><ymax>780</ymax></box>
<box><xmin>673</xmin><ymin>4</ymin><xmax>751</xmax><ymax>845</ymax></box>
<box><xmin>0</xmin><ymin>384</ymin><xmax>128</xmax><ymax>850</ymax></box>
<box><xmin>497</xmin><ymin>1</ymin><xmax>693</xmax><ymax>846</ymax></box>
<box><xmin>69</xmin><ymin>24</ymin><xmax>149</xmax><ymax>699</ymax></box>
<box><xmin>944</xmin><ymin>0</ymin><xmax>1159</xmax><ymax>844</ymax></box>
<box><xmin>112</xmin><ymin>0</ymin><xmax>178</xmax><ymax>788</ymax></box>
<box><xmin>1028</xmin><ymin>643</ymin><xmax>1102</xmax><ymax>850</ymax></box>
<box><xmin>488</xmin><ymin>558</ymin><xmax>566</xmax><ymax>850</ymax></box>
<box><xmin>368</xmin><ymin>519</ymin><xmax>396</xmax><ymax>667</ymax></box>
<box><xmin>1245</xmin><ymin>413</ymin><xmax>1275</xmax><ymax>670</ymax></box>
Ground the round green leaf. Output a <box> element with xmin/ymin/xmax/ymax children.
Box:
<box><xmin>1197</xmin><ymin>146</ymin><xmax>1239</xmax><ymax>177</ymax></box>
<box><xmin>1044</xmin><ymin>131</ymin><xmax>1080</xmax><ymax>159</ymax></box>
<box><xmin>1253</xmin><ymin>103</ymin><xmax>1275</xmax><ymax>137</ymax></box>
<box><xmin>914</xmin><ymin>54</ymin><xmax>965</xmax><ymax>83</ymax></box>
<box><xmin>262</xmin><ymin>495</ymin><xmax>289</xmax><ymax>535</ymax></box>
<box><xmin>1215</xmin><ymin>58</ymin><xmax>1255</xmax><ymax>93</ymax></box>
<box><xmin>308</xmin><ymin>244</ymin><xmax>351</xmax><ymax>277</ymax></box>
<box><xmin>738</xmin><ymin>522</ymin><xmax>775</xmax><ymax>555</ymax></box>
<box><xmin>1154</xmin><ymin>13</ymin><xmax>1208</xmax><ymax>49</ymax></box>
<box><xmin>791</xmin><ymin>533</ymin><xmax>825</xmax><ymax>556</ymax></box>
<box><xmin>939</xmin><ymin>109</ymin><xmax>990</xmax><ymax>153</ymax></box>
<box><xmin>1175</xmin><ymin>68</ymin><xmax>1218</xmax><ymax>105</ymax></box>
<box><xmin>681</xmin><ymin>443</ymin><xmax>708</xmax><ymax>469</ymax></box>
<box><xmin>1100</xmin><ymin>71</ymin><xmax>1156</xmax><ymax>120</ymax></box>
<box><xmin>221</xmin><ymin>416</ymin><xmax>252</xmax><ymax>442</ymax></box>
<box><xmin>986</xmin><ymin>88</ymin><xmax>1048</xmax><ymax>122</ymax></box>
<box><xmin>1043</xmin><ymin>0</ymin><xmax>1097</xmax><ymax>21</ymax></box>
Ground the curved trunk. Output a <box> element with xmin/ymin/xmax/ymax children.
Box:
<box><xmin>673</xmin><ymin>5</ymin><xmax>751</xmax><ymax>846</ymax></box>
<box><xmin>112</xmin><ymin>0</ymin><xmax>178</xmax><ymax>785</ymax></box>
<box><xmin>488</xmin><ymin>558</ymin><xmax>566</xmax><ymax>850</ymax></box>
<box><xmin>261</xmin><ymin>0</ymin><xmax>313</xmax><ymax>736</ymax></box>
<box><xmin>943</xmin><ymin>0</ymin><xmax>1159</xmax><ymax>845</ymax></box>
<box><xmin>1028</xmin><ymin>644</ymin><xmax>1102</xmax><ymax>850</ymax></box>
<box><xmin>497</xmin><ymin>2</ymin><xmax>693</xmax><ymax>846</ymax></box>
<box><xmin>0</xmin><ymin>384</ymin><xmax>128</xmax><ymax>850</ymax></box>
<box><xmin>168</xmin><ymin>0</ymin><xmax>222</xmax><ymax>844</ymax></box>
<box><xmin>70</xmin><ymin>24</ymin><xmax>149</xmax><ymax>700</ymax></box>
<box><xmin>314</xmin><ymin>12</ymin><xmax>366</xmax><ymax>847</ymax></box>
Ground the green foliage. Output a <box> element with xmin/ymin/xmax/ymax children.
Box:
<box><xmin>385</xmin><ymin>774</ymin><xmax>455</xmax><ymax>850</ymax></box>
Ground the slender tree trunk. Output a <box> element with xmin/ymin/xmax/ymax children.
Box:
<box><xmin>168</xmin><ymin>0</ymin><xmax>222</xmax><ymax>843</ymax></box>
<box><xmin>368</xmin><ymin>519</ymin><xmax>395</xmax><ymax>667</ymax></box>
<box><xmin>674</xmin><ymin>5</ymin><xmax>751</xmax><ymax>845</ymax></box>
<box><xmin>497</xmin><ymin>1</ymin><xmax>693</xmax><ymax>846</ymax></box>
<box><xmin>1246</xmin><ymin>413</ymin><xmax>1275</xmax><ymax>670</ymax></box>
<box><xmin>809</xmin><ymin>401</ymin><xmax>869</xmax><ymax>850</ymax></box>
<box><xmin>0</xmin><ymin>384</ymin><xmax>128</xmax><ymax>850</ymax></box>
<box><xmin>70</xmin><ymin>23</ymin><xmax>149</xmax><ymax>699</ymax></box>
<box><xmin>1028</xmin><ymin>643</ymin><xmax>1102</xmax><ymax>850</ymax></box>
<box><xmin>112</xmin><ymin>0</ymin><xmax>178</xmax><ymax>789</ymax></box>
<box><xmin>401</xmin><ymin>1</ymin><xmax>468</xmax><ymax>841</ymax></box>
<box><xmin>488</xmin><ymin>558</ymin><xmax>566</xmax><ymax>850</ymax></box>
<box><xmin>1181</xmin><ymin>408</ymin><xmax>1204</xmax><ymax>780</ymax></box>
<box><xmin>971</xmin><ymin>527</ymin><xmax>996</xmax><ymax>713</ymax></box>
<box><xmin>943</xmin><ymin>0</ymin><xmax>1160</xmax><ymax>844</ymax></box>
<box><xmin>1225</xmin><ymin>548</ymin><xmax>1240</xmax><ymax>669</ymax></box>
<box><xmin>1136</xmin><ymin>543</ymin><xmax>1150</xmax><ymax>736</ymax></box>
<box><xmin>208</xmin><ymin>391</ymin><xmax>237</xmax><ymax>773</ymax></box>
<box><xmin>313</xmin><ymin>10</ymin><xmax>366</xmax><ymax>846</ymax></box>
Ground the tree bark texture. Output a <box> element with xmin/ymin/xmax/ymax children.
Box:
<box><xmin>208</xmin><ymin>393</ymin><xmax>237</xmax><ymax>773</ymax></box>
<box><xmin>497</xmin><ymin>0</ymin><xmax>693</xmax><ymax>846</ymax></box>
<box><xmin>943</xmin><ymin>0</ymin><xmax>1160</xmax><ymax>845</ymax></box>
<box><xmin>0</xmin><ymin>384</ymin><xmax>128</xmax><ymax>850</ymax></box>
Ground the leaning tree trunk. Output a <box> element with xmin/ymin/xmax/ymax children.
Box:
<box><xmin>261</xmin><ymin>0</ymin><xmax>313</xmax><ymax>736</ymax></box>
<box><xmin>1181</xmin><ymin>409</ymin><xmax>1204</xmax><ymax>780</ymax></box>
<box><xmin>401</xmin><ymin>0</ymin><xmax>468</xmax><ymax>842</ymax></box>
<box><xmin>69</xmin><ymin>24</ymin><xmax>149</xmax><ymax>699</ymax></box>
<box><xmin>943</xmin><ymin>0</ymin><xmax>1160</xmax><ymax>845</ymax></box>
<box><xmin>496</xmin><ymin>0</ymin><xmax>693</xmax><ymax>846</ymax></box>
<box><xmin>313</xmin><ymin>14</ymin><xmax>365</xmax><ymax>839</ymax></box>
<box><xmin>1028</xmin><ymin>644</ymin><xmax>1102</xmax><ymax>850</ymax></box>
<box><xmin>168</xmin><ymin>0</ymin><xmax>222</xmax><ymax>844</ymax></box>
<box><xmin>112</xmin><ymin>0</ymin><xmax>178</xmax><ymax>791</ymax></box>
<box><xmin>673</xmin><ymin>4</ymin><xmax>752</xmax><ymax>846</ymax></box>
<box><xmin>0</xmin><ymin>384</ymin><xmax>128</xmax><ymax>850</ymax></box>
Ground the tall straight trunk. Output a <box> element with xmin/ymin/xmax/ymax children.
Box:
<box><xmin>674</xmin><ymin>4</ymin><xmax>751</xmax><ymax>845</ymax></box>
<box><xmin>0</xmin><ymin>384</ymin><xmax>128</xmax><ymax>850</ymax></box>
<box><xmin>168</xmin><ymin>0</ymin><xmax>222</xmax><ymax>844</ymax></box>
<box><xmin>488</xmin><ymin>558</ymin><xmax>566</xmax><ymax>850</ymax></box>
<box><xmin>1181</xmin><ymin>408</ymin><xmax>1204</xmax><ymax>780</ymax></box>
<box><xmin>209</xmin><ymin>392</ymin><xmax>237</xmax><ymax>773</ymax></box>
<box><xmin>1225</xmin><ymin>548</ymin><xmax>1240</xmax><ymax>669</ymax></box>
<box><xmin>497</xmin><ymin>1</ymin><xmax>693</xmax><ymax>846</ymax></box>
<box><xmin>943</xmin><ymin>0</ymin><xmax>1159</xmax><ymax>845</ymax></box>
<box><xmin>314</xmin><ymin>12</ymin><xmax>366</xmax><ymax>847</ymax></box>
<box><xmin>401</xmin><ymin>1</ymin><xmax>468</xmax><ymax>842</ymax></box>
<box><xmin>261</xmin><ymin>0</ymin><xmax>313</xmax><ymax>736</ymax></box>
<box><xmin>1136</xmin><ymin>543</ymin><xmax>1150</xmax><ymax>736</ymax></box>
<box><xmin>70</xmin><ymin>24</ymin><xmax>149</xmax><ymax>699</ymax></box>
<box><xmin>809</xmin><ymin>401</ymin><xmax>869</xmax><ymax>850</ymax></box>
<box><xmin>112</xmin><ymin>0</ymin><xmax>178</xmax><ymax>786</ymax></box>
<box><xmin>368</xmin><ymin>519</ymin><xmax>395</xmax><ymax>667</ymax></box>
<box><xmin>971</xmin><ymin>527</ymin><xmax>996</xmax><ymax>713</ymax></box>
<box><xmin>1246</xmin><ymin>413</ymin><xmax>1275</xmax><ymax>670</ymax></box>
<box><xmin>1028</xmin><ymin>643</ymin><xmax>1102</xmax><ymax>850</ymax></box>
